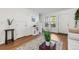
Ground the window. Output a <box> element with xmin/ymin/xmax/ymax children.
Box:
<box><xmin>50</xmin><ymin>16</ymin><xmax>56</xmax><ymax>27</ymax></box>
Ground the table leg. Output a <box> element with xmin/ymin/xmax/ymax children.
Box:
<box><xmin>5</xmin><ymin>31</ymin><xmax>8</xmax><ymax>44</ymax></box>
<box><xmin>11</xmin><ymin>30</ymin><xmax>14</xmax><ymax>42</ymax></box>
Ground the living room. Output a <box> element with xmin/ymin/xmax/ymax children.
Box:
<box><xmin>0</xmin><ymin>0</ymin><xmax>79</xmax><ymax>59</ymax></box>
<box><xmin>0</xmin><ymin>8</ymin><xmax>79</xmax><ymax>50</ymax></box>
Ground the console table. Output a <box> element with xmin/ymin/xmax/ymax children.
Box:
<box><xmin>5</xmin><ymin>29</ymin><xmax>14</xmax><ymax>44</ymax></box>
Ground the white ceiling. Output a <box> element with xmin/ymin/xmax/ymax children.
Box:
<box><xmin>30</xmin><ymin>8</ymin><xmax>71</xmax><ymax>14</ymax></box>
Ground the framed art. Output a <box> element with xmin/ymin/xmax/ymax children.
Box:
<box><xmin>32</xmin><ymin>16</ymin><xmax>36</xmax><ymax>22</ymax></box>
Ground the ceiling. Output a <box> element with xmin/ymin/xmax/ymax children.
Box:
<box><xmin>30</xmin><ymin>8</ymin><xmax>71</xmax><ymax>14</ymax></box>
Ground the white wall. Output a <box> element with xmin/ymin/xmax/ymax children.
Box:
<box><xmin>0</xmin><ymin>8</ymin><xmax>39</xmax><ymax>44</ymax></box>
<box><xmin>41</xmin><ymin>9</ymin><xmax>77</xmax><ymax>34</ymax></box>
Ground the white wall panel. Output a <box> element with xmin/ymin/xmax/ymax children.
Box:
<box><xmin>0</xmin><ymin>8</ymin><xmax>39</xmax><ymax>44</ymax></box>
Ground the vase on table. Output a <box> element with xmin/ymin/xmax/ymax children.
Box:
<box><xmin>7</xmin><ymin>18</ymin><xmax>14</xmax><ymax>29</ymax></box>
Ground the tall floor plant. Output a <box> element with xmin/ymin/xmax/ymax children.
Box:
<box><xmin>75</xmin><ymin>8</ymin><xmax>79</xmax><ymax>27</ymax></box>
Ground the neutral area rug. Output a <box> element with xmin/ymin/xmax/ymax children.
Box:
<box><xmin>16</xmin><ymin>35</ymin><xmax>45</xmax><ymax>50</ymax></box>
<box><xmin>16</xmin><ymin>34</ymin><xmax>63</xmax><ymax>50</ymax></box>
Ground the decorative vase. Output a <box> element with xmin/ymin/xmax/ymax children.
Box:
<box><xmin>45</xmin><ymin>41</ymin><xmax>50</xmax><ymax>46</ymax></box>
<box><xmin>7</xmin><ymin>25</ymin><xmax>12</xmax><ymax>29</ymax></box>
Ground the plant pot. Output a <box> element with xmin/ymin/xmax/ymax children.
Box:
<box><xmin>45</xmin><ymin>41</ymin><xmax>50</xmax><ymax>46</ymax></box>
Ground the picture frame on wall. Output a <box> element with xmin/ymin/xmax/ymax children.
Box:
<box><xmin>32</xmin><ymin>16</ymin><xmax>36</xmax><ymax>22</ymax></box>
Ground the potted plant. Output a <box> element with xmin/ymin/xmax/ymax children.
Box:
<box><xmin>75</xmin><ymin>8</ymin><xmax>79</xmax><ymax>27</ymax></box>
<box><xmin>43</xmin><ymin>29</ymin><xmax>51</xmax><ymax>46</ymax></box>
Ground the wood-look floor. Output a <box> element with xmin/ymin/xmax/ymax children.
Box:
<box><xmin>0</xmin><ymin>33</ymin><xmax>67</xmax><ymax>50</ymax></box>
<box><xmin>51</xmin><ymin>33</ymin><xmax>68</xmax><ymax>50</ymax></box>
<box><xmin>0</xmin><ymin>35</ymin><xmax>39</xmax><ymax>50</ymax></box>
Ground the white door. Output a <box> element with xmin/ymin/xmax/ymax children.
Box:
<box><xmin>58</xmin><ymin>14</ymin><xmax>69</xmax><ymax>34</ymax></box>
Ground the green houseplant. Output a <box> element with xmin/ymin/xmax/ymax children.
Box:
<box><xmin>75</xmin><ymin>8</ymin><xmax>79</xmax><ymax>27</ymax></box>
<box><xmin>43</xmin><ymin>29</ymin><xmax>51</xmax><ymax>46</ymax></box>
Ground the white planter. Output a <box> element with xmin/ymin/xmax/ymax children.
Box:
<box><xmin>45</xmin><ymin>41</ymin><xmax>50</xmax><ymax>46</ymax></box>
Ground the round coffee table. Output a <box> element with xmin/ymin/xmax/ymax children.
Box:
<box><xmin>39</xmin><ymin>42</ymin><xmax>56</xmax><ymax>50</ymax></box>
